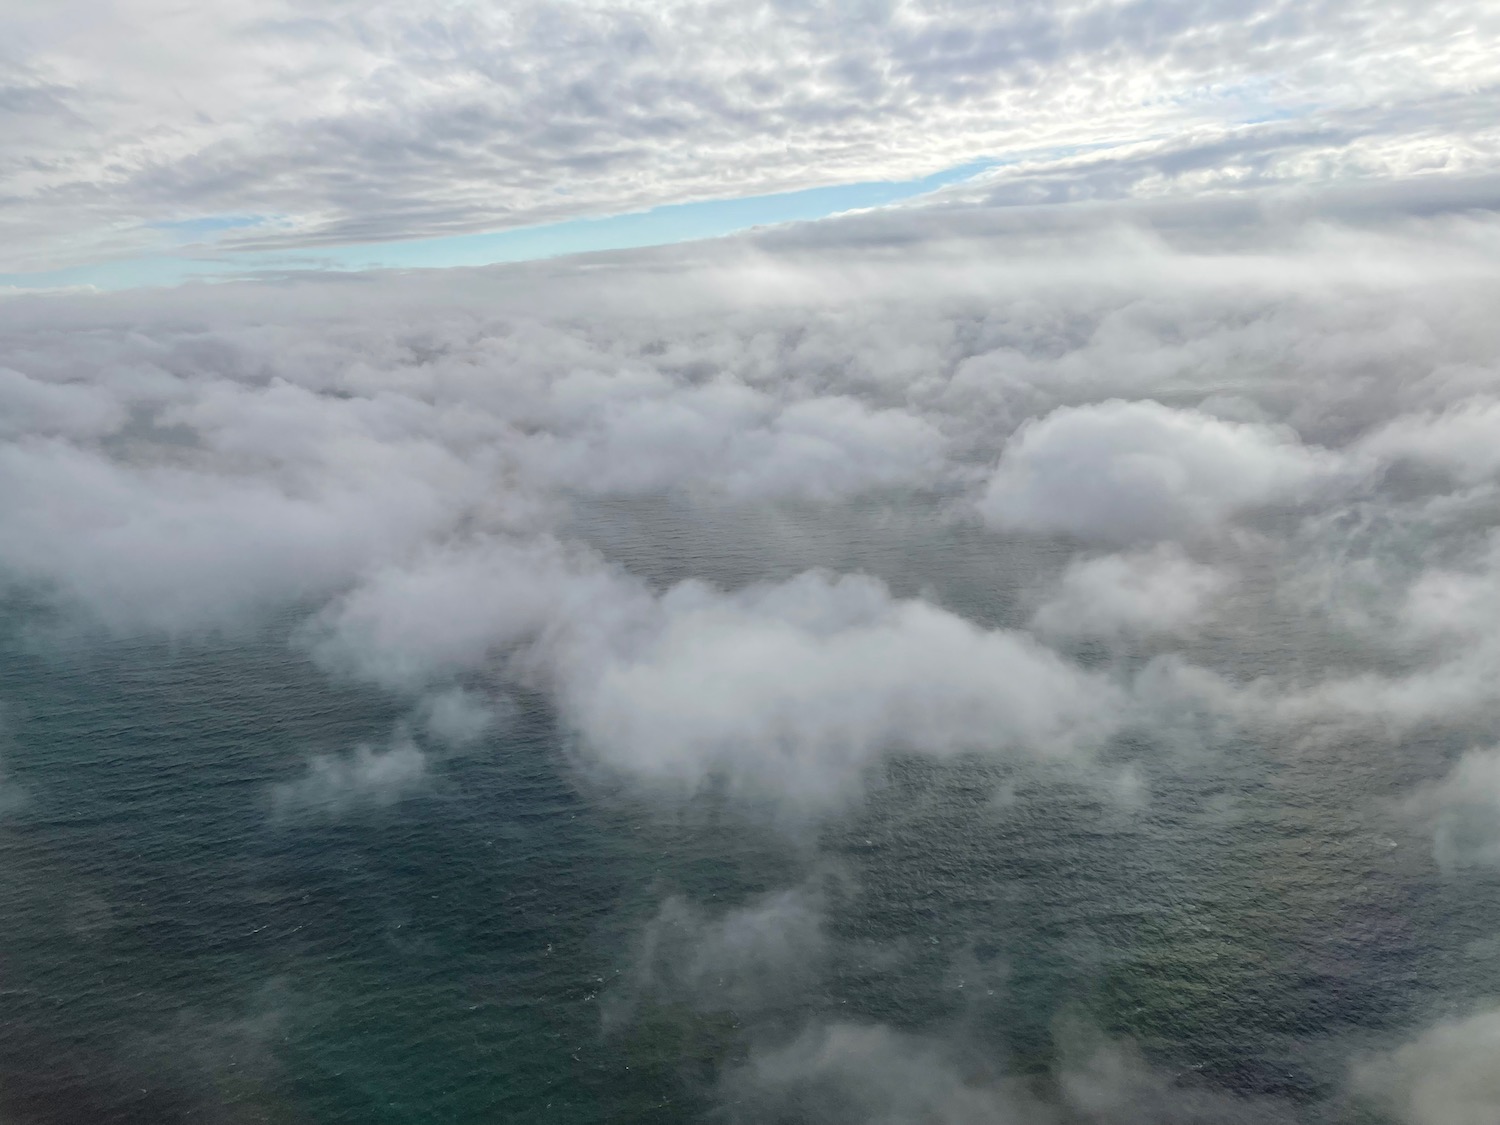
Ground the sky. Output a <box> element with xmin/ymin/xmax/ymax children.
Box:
<box><xmin>3</xmin><ymin>0</ymin><xmax>1499</xmax><ymax>288</ymax></box>
<box><xmin>6</xmin><ymin>2</ymin><xmax>1500</xmax><ymax>1122</ymax></box>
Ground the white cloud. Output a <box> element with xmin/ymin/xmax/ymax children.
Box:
<box><xmin>271</xmin><ymin>737</ymin><xmax>428</xmax><ymax>819</ymax></box>
<box><xmin>0</xmin><ymin>434</ymin><xmax>479</xmax><ymax>633</ymax></box>
<box><xmin>1406</xmin><ymin>747</ymin><xmax>1500</xmax><ymax>872</ymax></box>
<box><xmin>2</xmin><ymin>195</ymin><xmax>1500</xmax><ymax>811</ymax></box>
<box><xmin>1353</xmin><ymin>1006</ymin><xmax>1500</xmax><ymax>1125</ymax></box>
<box><xmin>978</xmin><ymin>399</ymin><xmax>1343</xmax><ymax>543</ymax></box>
<box><xmin>719</xmin><ymin>1019</ymin><xmax>1297</xmax><ymax>1124</ymax></box>
<box><xmin>564</xmin><ymin>570</ymin><xmax>1122</xmax><ymax>804</ymax></box>
<box><xmin>1031</xmin><ymin>544</ymin><xmax>1228</xmax><ymax>640</ymax></box>
<box><xmin>1361</xmin><ymin>397</ymin><xmax>1500</xmax><ymax>485</ymax></box>
<box><xmin>310</xmin><ymin>540</ymin><xmax>1123</xmax><ymax>807</ymax></box>
<box><xmin>517</xmin><ymin>378</ymin><xmax>948</xmax><ymax>501</ymax></box>
<box><xmin>1275</xmin><ymin>528</ymin><xmax>1500</xmax><ymax>732</ymax></box>
<box><xmin>303</xmin><ymin>535</ymin><xmax>646</xmax><ymax>693</ymax></box>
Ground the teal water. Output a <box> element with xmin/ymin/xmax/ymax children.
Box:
<box><xmin>2</xmin><ymin>502</ymin><xmax>1497</xmax><ymax>1123</ymax></box>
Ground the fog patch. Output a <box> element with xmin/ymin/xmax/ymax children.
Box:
<box><xmin>416</xmin><ymin>686</ymin><xmax>503</xmax><ymax>747</ymax></box>
<box><xmin>719</xmin><ymin>1018</ymin><xmax>1299</xmax><ymax>1124</ymax></box>
<box><xmin>272</xmin><ymin>736</ymin><xmax>428</xmax><ymax>820</ymax></box>
<box><xmin>607</xmin><ymin>883</ymin><xmax>829</xmax><ymax>1029</ymax></box>
<box><xmin>1352</xmin><ymin>1005</ymin><xmax>1500</xmax><ymax>1125</ymax></box>
<box><xmin>1407</xmin><ymin>747</ymin><xmax>1500</xmax><ymax>872</ymax></box>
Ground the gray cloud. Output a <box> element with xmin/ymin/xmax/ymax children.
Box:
<box><xmin>1352</xmin><ymin>1006</ymin><xmax>1500</xmax><ymax>1125</ymax></box>
<box><xmin>1405</xmin><ymin>746</ymin><xmax>1500</xmax><ymax>873</ymax></box>
<box><xmin>978</xmin><ymin>399</ymin><xmax>1348</xmax><ymax>543</ymax></box>
<box><xmin>271</xmin><ymin>735</ymin><xmax>429</xmax><ymax>820</ymax></box>
<box><xmin>415</xmin><ymin>686</ymin><xmax>502</xmax><ymax>747</ymax></box>
<box><xmin>308</xmin><ymin>539</ymin><xmax>1122</xmax><ymax>806</ymax></box>
<box><xmin>1359</xmin><ymin>398</ymin><xmax>1500</xmax><ymax>486</ymax></box>
<box><xmin>4</xmin><ymin>0</ymin><xmax>1500</xmax><ymax>272</ymax></box>
<box><xmin>1031</xmin><ymin>545</ymin><xmax>1229</xmax><ymax>641</ymax></box>
<box><xmin>719</xmin><ymin>1019</ymin><xmax>1300</xmax><ymax>1124</ymax></box>
<box><xmin>3</xmin><ymin>191</ymin><xmax>1500</xmax><ymax>813</ymax></box>
<box><xmin>561</xmin><ymin>569</ymin><xmax>1122</xmax><ymax>803</ymax></box>
<box><xmin>608</xmin><ymin>883</ymin><xmax>829</xmax><ymax>1027</ymax></box>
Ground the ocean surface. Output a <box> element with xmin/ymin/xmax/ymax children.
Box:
<box><xmin>2</xmin><ymin>498</ymin><xmax>1495</xmax><ymax>1123</ymax></box>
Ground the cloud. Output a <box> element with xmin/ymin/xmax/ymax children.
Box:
<box><xmin>3</xmin><ymin>194</ymin><xmax>1500</xmax><ymax>809</ymax></box>
<box><xmin>6</xmin><ymin>142</ymin><xmax>1500</xmax><ymax>1125</ymax></box>
<box><xmin>310</xmin><ymin>541</ymin><xmax>1123</xmax><ymax>807</ymax></box>
<box><xmin>271</xmin><ymin>737</ymin><xmax>428</xmax><ymax>819</ymax></box>
<box><xmin>303</xmin><ymin>535</ymin><xmax>644</xmax><ymax>693</ymax></box>
<box><xmin>1031</xmin><ymin>544</ymin><xmax>1228</xmax><ymax>640</ymax></box>
<box><xmin>0</xmin><ymin>426</ymin><xmax>487</xmax><ymax>634</ymax></box>
<box><xmin>516</xmin><ymin>377</ymin><xmax>948</xmax><ymax>500</ymax></box>
<box><xmin>718</xmin><ymin>1019</ymin><xmax>1297</xmax><ymax>1124</ymax></box>
<box><xmin>1353</xmin><ymin>1006</ymin><xmax>1500</xmax><ymax>1125</ymax></box>
<box><xmin>0</xmin><ymin>366</ymin><xmax>128</xmax><ymax>439</ymax></box>
<box><xmin>608</xmin><ymin>884</ymin><xmax>828</xmax><ymax>1027</ymax></box>
<box><xmin>563</xmin><ymin>570</ymin><xmax>1121</xmax><ymax>804</ymax></box>
<box><xmin>4</xmin><ymin>0</ymin><xmax>1499</xmax><ymax>274</ymax></box>
<box><xmin>1273</xmin><ymin>527</ymin><xmax>1500</xmax><ymax>732</ymax></box>
<box><xmin>977</xmin><ymin>400</ymin><xmax>1344</xmax><ymax>543</ymax></box>
<box><xmin>416</xmin><ymin>686</ymin><xmax>501</xmax><ymax>747</ymax></box>
<box><xmin>1360</xmin><ymin>397</ymin><xmax>1500</xmax><ymax>485</ymax></box>
<box><xmin>1405</xmin><ymin>747</ymin><xmax>1500</xmax><ymax>872</ymax></box>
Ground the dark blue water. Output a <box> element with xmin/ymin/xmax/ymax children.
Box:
<box><xmin>2</xmin><ymin>502</ymin><xmax>1497</xmax><ymax>1123</ymax></box>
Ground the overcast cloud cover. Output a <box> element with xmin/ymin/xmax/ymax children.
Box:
<box><xmin>4</xmin><ymin>0</ymin><xmax>1500</xmax><ymax>1121</ymax></box>
<box><xmin>4</xmin><ymin>0</ymin><xmax>1500</xmax><ymax>276</ymax></box>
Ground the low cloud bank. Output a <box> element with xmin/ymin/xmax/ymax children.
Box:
<box><xmin>5</xmin><ymin>191</ymin><xmax>1500</xmax><ymax>1121</ymax></box>
<box><xmin>3</xmin><ymin>198</ymin><xmax>1500</xmax><ymax>793</ymax></box>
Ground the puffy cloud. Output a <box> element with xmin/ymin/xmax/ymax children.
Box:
<box><xmin>0</xmin><ymin>433</ymin><xmax>480</xmax><ymax>634</ymax></box>
<box><xmin>517</xmin><ymin>378</ymin><xmax>948</xmax><ymax>501</ymax></box>
<box><xmin>303</xmin><ymin>535</ymin><xmax>646</xmax><ymax>693</ymax></box>
<box><xmin>1275</xmin><ymin>527</ymin><xmax>1500</xmax><ymax>732</ymax></box>
<box><xmin>311</xmin><ymin>540</ymin><xmax>1122</xmax><ymax>807</ymax></box>
<box><xmin>1360</xmin><ymin>397</ymin><xmax>1500</xmax><ymax>485</ymax></box>
<box><xmin>0</xmin><ymin>366</ymin><xmax>128</xmax><ymax>439</ymax></box>
<box><xmin>3</xmin><ymin>196</ymin><xmax>1499</xmax><ymax>806</ymax></box>
<box><xmin>565</xmin><ymin>570</ymin><xmax>1122</xmax><ymax>804</ymax></box>
<box><xmin>1031</xmin><ymin>544</ymin><xmax>1228</xmax><ymax>640</ymax></box>
<box><xmin>415</xmin><ymin>686</ymin><xmax>502</xmax><ymax>747</ymax></box>
<box><xmin>978</xmin><ymin>400</ymin><xmax>1343</xmax><ymax>543</ymax></box>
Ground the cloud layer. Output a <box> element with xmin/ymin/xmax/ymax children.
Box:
<box><xmin>6</xmin><ymin>189</ymin><xmax>1500</xmax><ymax>1120</ymax></box>
<box><xmin>4</xmin><ymin>0</ymin><xmax>1500</xmax><ymax>274</ymax></box>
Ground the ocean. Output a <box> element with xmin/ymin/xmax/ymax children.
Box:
<box><xmin>2</xmin><ymin>498</ymin><xmax>1492</xmax><ymax>1123</ymax></box>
